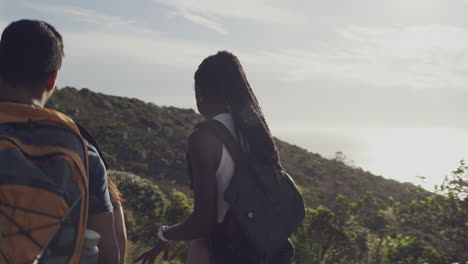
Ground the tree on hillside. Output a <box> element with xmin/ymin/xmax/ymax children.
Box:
<box><xmin>293</xmin><ymin>196</ymin><xmax>367</xmax><ymax>264</ymax></box>
<box><xmin>111</xmin><ymin>171</ymin><xmax>168</xmax><ymax>244</ymax></box>
<box><xmin>164</xmin><ymin>189</ymin><xmax>193</xmax><ymax>262</ymax></box>
<box><xmin>383</xmin><ymin>234</ymin><xmax>442</xmax><ymax>264</ymax></box>
<box><xmin>406</xmin><ymin>160</ymin><xmax>468</xmax><ymax>262</ymax></box>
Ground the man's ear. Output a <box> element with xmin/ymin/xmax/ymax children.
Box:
<box><xmin>46</xmin><ymin>71</ymin><xmax>58</xmax><ymax>92</ymax></box>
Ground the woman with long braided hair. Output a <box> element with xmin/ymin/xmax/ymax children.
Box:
<box><xmin>134</xmin><ymin>51</ymin><xmax>293</xmax><ymax>264</ymax></box>
<box><xmin>194</xmin><ymin>51</ymin><xmax>283</xmax><ymax>169</ymax></box>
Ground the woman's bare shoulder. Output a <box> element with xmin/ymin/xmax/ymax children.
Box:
<box><xmin>188</xmin><ymin>126</ymin><xmax>223</xmax><ymax>169</ymax></box>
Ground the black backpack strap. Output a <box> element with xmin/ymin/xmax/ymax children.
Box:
<box><xmin>196</xmin><ymin>120</ymin><xmax>244</xmax><ymax>164</ymax></box>
<box><xmin>75</xmin><ymin>123</ymin><xmax>109</xmax><ymax>170</ymax></box>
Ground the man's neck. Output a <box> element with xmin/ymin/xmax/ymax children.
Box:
<box><xmin>0</xmin><ymin>86</ymin><xmax>46</xmax><ymax>107</ymax></box>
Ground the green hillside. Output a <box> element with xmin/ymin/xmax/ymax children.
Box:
<box><xmin>48</xmin><ymin>87</ymin><xmax>420</xmax><ymax>206</ymax></box>
<box><xmin>46</xmin><ymin>87</ymin><xmax>467</xmax><ymax>263</ymax></box>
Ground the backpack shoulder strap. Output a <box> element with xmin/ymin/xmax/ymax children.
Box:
<box><xmin>75</xmin><ymin>123</ymin><xmax>109</xmax><ymax>170</ymax></box>
<box><xmin>0</xmin><ymin>103</ymin><xmax>81</xmax><ymax>135</ymax></box>
<box><xmin>195</xmin><ymin>119</ymin><xmax>243</xmax><ymax>163</ymax></box>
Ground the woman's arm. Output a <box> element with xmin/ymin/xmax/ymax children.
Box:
<box><xmin>88</xmin><ymin>211</ymin><xmax>119</xmax><ymax>264</ymax></box>
<box><xmin>163</xmin><ymin>128</ymin><xmax>222</xmax><ymax>240</ymax></box>
<box><xmin>113</xmin><ymin>203</ymin><xmax>127</xmax><ymax>264</ymax></box>
<box><xmin>87</xmin><ymin>146</ymin><xmax>120</xmax><ymax>264</ymax></box>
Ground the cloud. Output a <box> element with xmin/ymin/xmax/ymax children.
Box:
<box><xmin>170</xmin><ymin>8</ymin><xmax>226</xmax><ymax>34</ymax></box>
<box><xmin>244</xmin><ymin>24</ymin><xmax>468</xmax><ymax>92</ymax></box>
<box><xmin>55</xmin><ymin>29</ymin><xmax>221</xmax><ymax>110</ymax></box>
<box><xmin>62</xmin><ymin>30</ymin><xmax>219</xmax><ymax>69</ymax></box>
<box><xmin>153</xmin><ymin>0</ymin><xmax>306</xmax><ymax>32</ymax></box>
<box><xmin>21</xmin><ymin>1</ymin><xmax>136</xmax><ymax>28</ymax></box>
<box><xmin>337</xmin><ymin>24</ymin><xmax>468</xmax><ymax>90</ymax></box>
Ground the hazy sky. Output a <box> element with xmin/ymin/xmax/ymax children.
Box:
<box><xmin>1</xmin><ymin>0</ymin><xmax>468</xmax><ymax>191</ymax></box>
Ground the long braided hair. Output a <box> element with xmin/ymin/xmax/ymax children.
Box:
<box><xmin>194</xmin><ymin>51</ymin><xmax>282</xmax><ymax>169</ymax></box>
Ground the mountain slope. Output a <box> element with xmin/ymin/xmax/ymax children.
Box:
<box><xmin>46</xmin><ymin>87</ymin><xmax>425</xmax><ymax>206</ymax></box>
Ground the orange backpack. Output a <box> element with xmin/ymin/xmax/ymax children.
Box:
<box><xmin>0</xmin><ymin>103</ymin><xmax>89</xmax><ymax>264</ymax></box>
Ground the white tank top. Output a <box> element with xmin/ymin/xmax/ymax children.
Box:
<box><xmin>212</xmin><ymin>113</ymin><xmax>238</xmax><ymax>223</ymax></box>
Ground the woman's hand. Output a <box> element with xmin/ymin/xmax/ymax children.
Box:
<box><xmin>132</xmin><ymin>240</ymin><xmax>172</xmax><ymax>264</ymax></box>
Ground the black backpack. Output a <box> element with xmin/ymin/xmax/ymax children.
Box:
<box><xmin>197</xmin><ymin>119</ymin><xmax>306</xmax><ymax>259</ymax></box>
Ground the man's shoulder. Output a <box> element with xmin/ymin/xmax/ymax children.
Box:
<box><xmin>87</xmin><ymin>143</ymin><xmax>105</xmax><ymax>172</ymax></box>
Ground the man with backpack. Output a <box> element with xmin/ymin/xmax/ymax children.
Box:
<box><xmin>0</xmin><ymin>19</ymin><xmax>120</xmax><ymax>263</ymax></box>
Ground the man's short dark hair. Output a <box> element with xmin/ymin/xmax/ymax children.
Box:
<box><xmin>0</xmin><ymin>19</ymin><xmax>64</xmax><ymax>84</ymax></box>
